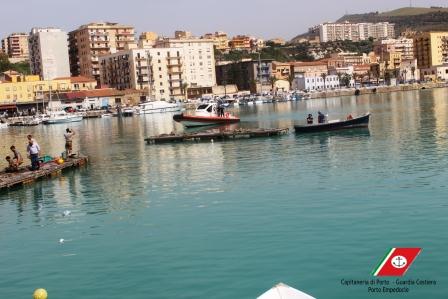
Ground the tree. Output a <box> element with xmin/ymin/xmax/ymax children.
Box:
<box><xmin>342</xmin><ymin>74</ymin><xmax>352</xmax><ymax>88</ymax></box>
<box><xmin>371</xmin><ymin>64</ymin><xmax>380</xmax><ymax>85</ymax></box>
<box><xmin>411</xmin><ymin>66</ymin><xmax>416</xmax><ymax>81</ymax></box>
<box><xmin>269</xmin><ymin>76</ymin><xmax>278</xmax><ymax>93</ymax></box>
<box><xmin>402</xmin><ymin>69</ymin><xmax>408</xmax><ymax>83</ymax></box>
<box><xmin>0</xmin><ymin>53</ymin><xmax>11</xmax><ymax>72</ymax></box>
<box><xmin>336</xmin><ymin>72</ymin><xmax>343</xmax><ymax>89</ymax></box>
<box><xmin>321</xmin><ymin>73</ymin><xmax>327</xmax><ymax>91</ymax></box>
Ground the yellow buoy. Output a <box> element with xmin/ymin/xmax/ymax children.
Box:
<box><xmin>33</xmin><ymin>288</ymin><xmax>48</xmax><ymax>299</ymax></box>
<box><xmin>56</xmin><ymin>158</ymin><xmax>64</xmax><ymax>165</ymax></box>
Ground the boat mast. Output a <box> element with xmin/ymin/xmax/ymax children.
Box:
<box><xmin>258</xmin><ymin>52</ymin><xmax>262</xmax><ymax>94</ymax></box>
<box><xmin>146</xmin><ymin>51</ymin><xmax>153</xmax><ymax>102</ymax></box>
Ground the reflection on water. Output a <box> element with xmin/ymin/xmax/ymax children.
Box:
<box><xmin>1</xmin><ymin>88</ymin><xmax>448</xmax><ymax>299</ymax></box>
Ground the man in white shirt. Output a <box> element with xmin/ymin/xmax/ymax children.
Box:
<box><xmin>64</xmin><ymin>128</ymin><xmax>75</xmax><ymax>156</ymax></box>
<box><xmin>26</xmin><ymin>136</ymin><xmax>40</xmax><ymax>171</ymax></box>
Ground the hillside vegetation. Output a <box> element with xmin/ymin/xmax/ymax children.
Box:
<box><xmin>290</xmin><ymin>6</ymin><xmax>448</xmax><ymax>43</ymax></box>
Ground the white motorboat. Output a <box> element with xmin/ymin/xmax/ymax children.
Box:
<box><xmin>257</xmin><ymin>283</ymin><xmax>316</xmax><ymax>299</ymax></box>
<box><xmin>43</xmin><ymin>110</ymin><xmax>83</xmax><ymax>124</ymax></box>
<box><xmin>0</xmin><ymin>122</ymin><xmax>8</xmax><ymax>128</ymax></box>
<box><xmin>173</xmin><ymin>103</ymin><xmax>240</xmax><ymax>127</ymax></box>
<box><xmin>137</xmin><ymin>101</ymin><xmax>182</xmax><ymax>114</ymax></box>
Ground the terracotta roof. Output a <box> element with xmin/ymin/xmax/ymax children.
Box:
<box><xmin>60</xmin><ymin>88</ymin><xmax>143</xmax><ymax>100</ymax></box>
<box><xmin>54</xmin><ymin>76</ymin><xmax>97</xmax><ymax>83</ymax></box>
<box><xmin>291</xmin><ymin>60</ymin><xmax>329</xmax><ymax>67</ymax></box>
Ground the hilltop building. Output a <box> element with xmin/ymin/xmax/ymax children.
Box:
<box><xmin>28</xmin><ymin>28</ymin><xmax>70</xmax><ymax>80</ymax></box>
<box><xmin>319</xmin><ymin>22</ymin><xmax>395</xmax><ymax>42</ymax></box>
<box><xmin>414</xmin><ymin>31</ymin><xmax>448</xmax><ymax>69</ymax></box>
<box><xmin>68</xmin><ymin>22</ymin><xmax>135</xmax><ymax>81</ymax></box>
<box><xmin>1</xmin><ymin>33</ymin><xmax>29</xmax><ymax>62</ymax></box>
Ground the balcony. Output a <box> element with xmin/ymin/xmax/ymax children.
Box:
<box><xmin>168</xmin><ymin>63</ymin><xmax>182</xmax><ymax>68</ymax></box>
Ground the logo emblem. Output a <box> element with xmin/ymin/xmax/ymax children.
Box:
<box><xmin>372</xmin><ymin>248</ymin><xmax>421</xmax><ymax>276</ymax></box>
<box><xmin>391</xmin><ymin>255</ymin><xmax>407</xmax><ymax>269</ymax></box>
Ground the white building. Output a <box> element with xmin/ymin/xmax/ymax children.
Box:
<box><xmin>293</xmin><ymin>74</ymin><xmax>343</xmax><ymax>91</ymax></box>
<box><xmin>374</xmin><ymin>38</ymin><xmax>414</xmax><ymax>60</ymax></box>
<box><xmin>319</xmin><ymin>22</ymin><xmax>395</xmax><ymax>42</ymax></box>
<box><xmin>399</xmin><ymin>59</ymin><xmax>420</xmax><ymax>82</ymax></box>
<box><xmin>99</xmin><ymin>47</ymin><xmax>185</xmax><ymax>100</ymax></box>
<box><xmin>28</xmin><ymin>28</ymin><xmax>70</xmax><ymax>80</ymax></box>
<box><xmin>420</xmin><ymin>65</ymin><xmax>448</xmax><ymax>81</ymax></box>
<box><xmin>155</xmin><ymin>38</ymin><xmax>216</xmax><ymax>89</ymax></box>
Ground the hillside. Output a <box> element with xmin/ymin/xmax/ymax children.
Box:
<box><xmin>379</xmin><ymin>7</ymin><xmax>448</xmax><ymax>17</ymax></box>
<box><xmin>337</xmin><ymin>7</ymin><xmax>448</xmax><ymax>34</ymax></box>
<box><xmin>290</xmin><ymin>6</ymin><xmax>448</xmax><ymax>44</ymax></box>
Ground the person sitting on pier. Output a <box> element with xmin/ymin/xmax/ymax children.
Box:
<box><xmin>306</xmin><ymin>114</ymin><xmax>314</xmax><ymax>124</ymax></box>
<box><xmin>26</xmin><ymin>137</ymin><xmax>41</xmax><ymax>171</ymax></box>
<box><xmin>318</xmin><ymin>111</ymin><xmax>326</xmax><ymax>124</ymax></box>
<box><xmin>64</xmin><ymin>128</ymin><xmax>76</xmax><ymax>157</ymax></box>
<box><xmin>5</xmin><ymin>156</ymin><xmax>19</xmax><ymax>172</ymax></box>
<box><xmin>10</xmin><ymin>146</ymin><xmax>23</xmax><ymax>168</ymax></box>
<box><xmin>346</xmin><ymin>114</ymin><xmax>353</xmax><ymax>120</ymax></box>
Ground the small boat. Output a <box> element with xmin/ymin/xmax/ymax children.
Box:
<box><xmin>121</xmin><ymin>107</ymin><xmax>135</xmax><ymax>117</ymax></box>
<box><xmin>137</xmin><ymin>100</ymin><xmax>182</xmax><ymax>114</ymax></box>
<box><xmin>173</xmin><ymin>103</ymin><xmax>240</xmax><ymax>128</ymax></box>
<box><xmin>257</xmin><ymin>283</ymin><xmax>316</xmax><ymax>299</ymax></box>
<box><xmin>43</xmin><ymin>110</ymin><xmax>83</xmax><ymax>124</ymax></box>
<box><xmin>294</xmin><ymin>113</ymin><xmax>370</xmax><ymax>133</ymax></box>
<box><xmin>0</xmin><ymin>122</ymin><xmax>9</xmax><ymax>128</ymax></box>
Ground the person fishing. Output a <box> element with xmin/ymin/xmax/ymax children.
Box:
<box><xmin>318</xmin><ymin>111</ymin><xmax>326</xmax><ymax>124</ymax></box>
<box><xmin>64</xmin><ymin>128</ymin><xmax>76</xmax><ymax>156</ymax></box>
<box><xmin>26</xmin><ymin>136</ymin><xmax>40</xmax><ymax>171</ymax></box>
<box><xmin>306</xmin><ymin>114</ymin><xmax>314</xmax><ymax>124</ymax></box>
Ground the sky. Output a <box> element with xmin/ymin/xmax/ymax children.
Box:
<box><xmin>1</xmin><ymin>0</ymin><xmax>447</xmax><ymax>40</ymax></box>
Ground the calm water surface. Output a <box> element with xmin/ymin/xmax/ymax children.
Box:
<box><xmin>0</xmin><ymin>89</ymin><xmax>447</xmax><ymax>298</ymax></box>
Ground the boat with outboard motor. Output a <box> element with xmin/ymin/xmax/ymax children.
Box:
<box><xmin>294</xmin><ymin>113</ymin><xmax>370</xmax><ymax>133</ymax></box>
<box><xmin>173</xmin><ymin>103</ymin><xmax>240</xmax><ymax>127</ymax></box>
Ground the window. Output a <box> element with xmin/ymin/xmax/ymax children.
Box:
<box><xmin>159</xmin><ymin>75</ymin><xmax>162</xmax><ymax>78</ymax></box>
<box><xmin>159</xmin><ymin>67</ymin><xmax>162</xmax><ymax>71</ymax></box>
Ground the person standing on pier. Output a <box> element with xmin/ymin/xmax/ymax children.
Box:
<box><xmin>26</xmin><ymin>136</ymin><xmax>40</xmax><ymax>171</ymax></box>
<box><xmin>64</xmin><ymin>128</ymin><xmax>75</xmax><ymax>157</ymax></box>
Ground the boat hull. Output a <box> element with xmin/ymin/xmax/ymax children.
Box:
<box><xmin>43</xmin><ymin>116</ymin><xmax>83</xmax><ymax>124</ymax></box>
<box><xmin>139</xmin><ymin>107</ymin><xmax>181</xmax><ymax>114</ymax></box>
<box><xmin>294</xmin><ymin>113</ymin><xmax>370</xmax><ymax>133</ymax></box>
<box><xmin>173</xmin><ymin>114</ymin><xmax>240</xmax><ymax>128</ymax></box>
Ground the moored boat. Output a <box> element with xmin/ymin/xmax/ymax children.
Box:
<box><xmin>173</xmin><ymin>103</ymin><xmax>240</xmax><ymax>127</ymax></box>
<box><xmin>294</xmin><ymin>113</ymin><xmax>370</xmax><ymax>133</ymax></box>
<box><xmin>43</xmin><ymin>110</ymin><xmax>83</xmax><ymax>124</ymax></box>
<box><xmin>137</xmin><ymin>100</ymin><xmax>182</xmax><ymax>114</ymax></box>
<box><xmin>257</xmin><ymin>283</ymin><xmax>316</xmax><ymax>299</ymax></box>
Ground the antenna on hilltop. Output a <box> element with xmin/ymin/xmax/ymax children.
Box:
<box><xmin>409</xmin><ymin>0</ymin><xmax>413</xmax><ymax>7</ymax></box>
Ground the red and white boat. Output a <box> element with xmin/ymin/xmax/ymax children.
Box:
<box><xmin>173</xmin><ymin>103</ymin><xmax>240</xmax><ymax>127</ymax></box>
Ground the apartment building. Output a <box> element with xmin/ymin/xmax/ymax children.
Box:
<box><xmin>291</xmin><ymin>61</ymin><xmax>329</xmax><ymax>77</ymax></box>
<box><xmin>138</xmin><ymin>32</ymin><xmax>158</xmax><ymax>48</ymax></box>
<box><xmin>99</xmin><ymin>47</ymin><xmax>185</xmax><ymax>100</ymax></box>
<box><xmin>1</xmin><ymin>39</ymin><xmax>8</xmax><ymax>55</ymax></box>
<box><xmin>414</xmin><ymin>32</ymin><xmax>448</xmax><ymax>69</ymax></box>
<box><xmin>202</xmin><ymin>31</ymin><xmax>229</xmax><ymax>52</ymax></box>
<box><xmin>68</xmin><ymin>22</ymin><xmax>135</xmax><ymax>81</ymax></box>
<box><xmin>272</xmin><ymin>62</ymin><xmax>292</xmax><ymax>80</ymax></box>
<box><xmin>28</xmin><ymin>28</ymin><xmax>70</xmax><ymax>80</ymax></box>
<box><xmin>174</xmin><ymin>31</ymin><xmax>193</xmax><ymax>39</ymax></box>
<box><xmin>1</xmin><ymin>33</ymin><xmax>29</xmax><ymax>61</ymax></box>
<box><xmin>374</xmin><ymin>38</ymin><xmax>414</xmax><ymax>60</ymax></box>
<box><xmin>155</xmin><ymin>37</ymin><xmax>216</xmax><ymax>89</ymax></box>
<box><xmin>215</xmin><ymin>59</ymin><xmax>273</xmax><ymax>93</ymax></box>
<box><xmin>229</xmin><ymin>35</ymin><xmax>252</xmax><ymax>51</ymax></box>
<box><xmin>319</xmin><ymin>22</ymin><xmax>395</xmax><ymax>42</ymax></box>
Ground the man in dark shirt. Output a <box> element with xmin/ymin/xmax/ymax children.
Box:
<box><xmin>307</xmin><ymin>114</ymin><xmax>314</xmax><ymax>124</ymax></box>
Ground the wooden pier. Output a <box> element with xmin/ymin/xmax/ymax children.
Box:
<box><xmin>145</xmin><ymin>128</ymin><xmax>289</xmax><ymax>144</ymax></box>
<box><xmin>0</xmin><ymin>156</ymin><xmax>88</xmax><ymax>190</ymax></box>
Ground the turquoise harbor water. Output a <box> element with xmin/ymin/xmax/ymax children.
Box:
<box><xmin>0</xmin><ymin>89</ymin><xmax>447</xmax><ymax>298</ymax></box>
